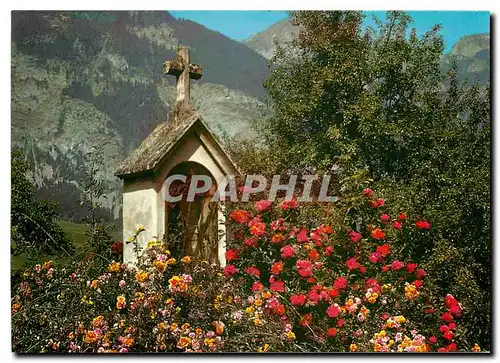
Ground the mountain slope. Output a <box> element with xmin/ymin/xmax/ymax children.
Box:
<box><xmin>244</xmin><ymin>19</ymin><xmax>297</xmax><ymax>60</ymax></box>
<box><xmin>11</xmin><ymin>11</ymin><xmax>270</xmax><ymax>221</ymax></box>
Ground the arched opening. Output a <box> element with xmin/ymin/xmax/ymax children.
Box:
<box><xmin>163</xmin><ymin>161</ymin><xmax>220</xmax><ymax>265</ymax></box>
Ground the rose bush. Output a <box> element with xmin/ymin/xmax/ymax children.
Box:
<box><xmin>11</xmin><ymin>187</ymin><xmax>485</xmax><ymax>352</ymax></box>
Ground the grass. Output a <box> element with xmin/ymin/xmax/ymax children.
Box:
<box><xmin>11</xmin><ymin>220</ymin><xmax>121</xmax><ymax>271</ymax></box>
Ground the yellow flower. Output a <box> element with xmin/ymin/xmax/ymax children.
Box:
<box><xmin>166</xmin><ymin>258</ymin><xmax>176</xmax><ymax>265</ymax></box>
<box><xmin>135</xmin><ymin>271</ymin><xmax>149</xmax><ymax>282</ymax></box>
<box><xmin>116</xmin><ymin>295</ymin><xmax>126</xmax><ymax>310</ymax></box>
<box><xmin>170</xmin><ymin>323</ymin><xmax>179</xmax><ymax>331</ymax></box>
<box><xmin>472</xmin><ymin>344</ymin><xmax>481</xmax><ymax>352</ymax></box>
<box><xmin>395</xmin><ymin>316</ymin><xmax>406</xmax><ymax>324</ymax></box>
<box><xmin>181</xmin><ymin>323</ymin><xmax>191</xmax><ymax>331</ymax></box>
<box><xmin>195</xmin><ymin>328</ymin><xmax>203</xmax><ymax>335</ymax></box>
<box><xmin>92</xmin><ymin>315</ymin><xmax>105</xmax><ymax>328</ymax></box>
<box><xmin>81</xmin><ymin>295</ymin><xmax>94</xmax><ymax>305</ymax></box>
<box><xmin>404</xmin><ymin>283</ymin><xmax>419</xmax><ymax>300</ymax></box>
<box><xmin>254</xmin><ymin>298</ymin><xmax>263</xmax><ymax>307</ymax></box>
<box><xmin>285</xmin><ymin>331</ymin><xmax>296</xmax><ymax>340</ymax></box>
<box><xmin>254</xmin><ymin>318</ymin><xmax>264</xmax><ymax>326</ymax></box>
<box><xmin>261</xmin><ymin>291</ymin><xmax>271</xmax><ymax>299</ymax></box>
<box><xmin>108</xmin><ymin>262</ymin><xmax>121</xmax><ymax>273</ymax></box>
<box><xmin>245</xmin><ymin>306</ymin><xmax>255</xmax><ymax>314</ymax></box>
<box><xmin>349</xmin><ymin>344</ymin><xmax>358</xmax><ymax>352</ymax></box>
<box><xmin>257</xmin><ymin>343</ymin><xmax>270</xmax><ymax>352</ymax></box>
<box><xmin>153</xmin><ymin>260</ymin><xmax>167</xmax><ymax>273</ymax></box>
<box><xmin>181</xmin><ymin>256</ymin><xmax>192</xmax><ymax>264</ymax></box>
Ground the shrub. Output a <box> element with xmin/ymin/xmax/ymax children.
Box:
<box><xmin>11</xmin><ymin>187</ymin><xmax>485</xmax><ymax>352</ymax></box>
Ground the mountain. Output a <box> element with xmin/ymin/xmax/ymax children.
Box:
<box><xmin>441</xmin><ymin>33</ymin><xmax>490</xmax><ymax>85</ymax></box>
<box><xmin>11</xmin><ymin>11</ymin><xmax>270</xmax><ymax>221</ymax></box>
<box><xmin>244</xmin><ymin>19</ymin><xmax>297</xmax><ymax>60</ymax></box>
<box><xmin>244</xmin><ymin>20</ymin><xmax>490</xmax><ymax>86</ymax></box>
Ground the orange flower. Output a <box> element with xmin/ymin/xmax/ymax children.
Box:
<box><xmin>177</xmin><ymin>336</ymin><xmax>192</xmax><ymax>349</ymax></box>
<box><xmin>12</xmin><ymin>303</ymin><xmax>21</xmax><ymax>313</ymax></box>
<box><xmin>181</xmin><ymin>256</ymin><xmax>191</xmax><ymax>264</ymax></box>
<box><xmin>108</xmin><ymin>262</ymin><xmax>121</xmax><ymax>272</ymax></box>
<box><xmin>371</xmin><ymin>228</ymin><xmax>386</xmax><ymax>240</ymax></box>
<box><xmin>135</xmin><ymin>271</ymin><xmax>149</xmax><ymax>282</ymax></box>
<box><xmin>229</xmin><ymin>210</ymin><xmax>251</xmax><ymax>224</ymax></box>
<box><xmin>84</xmin><ymin>331</ymin><xmax>98</xmax><ymax>344</ymax></box>
<box><xmin>270</xmin><ymin>261</ymin><xmax>283</xmax><ymax>275</ymax></box>
<box><xmin>153</xmin><ymin>260</ymin><xmax>167</xmax><ymax>273</ymax></box>
<box><xmin>116</xmin><ymin>295</ymin><xmax>126</xmax><ymax>310</ymax></box>
<box><xmin>122</xmin><ymin>337</ymin><xmax>134</xmax><ymax>347</ymax></box>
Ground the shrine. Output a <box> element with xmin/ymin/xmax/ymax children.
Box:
<box><xmin>115</xmin><ymin>46</ymin><xmax>240</xmax><ymax>267</ymax></box>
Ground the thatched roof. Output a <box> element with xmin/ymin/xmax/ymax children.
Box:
<box><xmin>115</xmin><ymin>101</ymin><xmax>239</xmax><ymax>179</ymax></box>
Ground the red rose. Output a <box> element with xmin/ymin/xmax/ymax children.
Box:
<box><xmin>244</xmin><ymin>237</ymin><xmax>258</xmax><ymax>248</ymax></box>
<box><xmin>325</xmin><ymin>245</ymin><xmax>334</xmax><ymax>256</ymax></box>
<box><xmin>308</xmin><ymin>249</ymin><xmax>320</xmax><ymax>261</ymax></box>
<box><xmin>439</xmin><ymin>325</ymin><xmax>449</xmax><ymax>333</ymax></box>
<box><xmin>230</xmin><ymin>210</ymin><xmax>251</xmax><ymax>224</ymax></box>
<box><xmin>297</xmin><ymin>228</ymin><xmax>309</xmax><ymax>243</ymax></box>
<box><xmin>406</xmin><ymin>263</ymin><xmax>418</xmax><ymax>273</ymax></box>
<box><xmin>280</xmin><ymin>245</ymin><xmax>295</xmax><ymax>258</ymax></box>
<box><xmin>299</xmin><ymin>313</ymin><xmax>312</xmax><ymax>327</ymax></box>
<box><xmin>441</xmin><ymin>312</ymin><xmax>454</xmax><ymax>323</ymax></box>
<box><xmin>252</xmin><ymin>281</ymin><xmax>263</xmax><ymax>291</ymax></box>
<box><xmin>270</xmin><ymin>261</ymin><xmax>283</xmax><ymax>275</ymax></box>
<box><xmin>346</xmin><ymin>257</ymin><xmax>360</xmax><ymax>271</ymax></box>
<box><xmin>270</xmin><ymin>280</ymin><xmax>285</xmax><ymax>292</ymax></box>
<box><xmin>359</xmin><ymin>266</ymin><xmax>366</xmax><ymax>273</ymax></box>
<box><xmin>413</xmin><ymin>280</ymin><xmax>423</xmax><ymax>288</ymax></box>
<box><xmin>380</xmin><ymin>214</ymin><xmax>390</xmax><ymax>224</ymax></box>
<box><xmin>377</xmin><ymin>198</ymin><xmax>385</xmax><ymax>207</ymax></box>
<box><xmin>248</xmin><ymin>219</ymin><xmax>266</xmax><ymax>236</ymax></box>
<box><xmin>381</xmin><ymin>265</ymin><xmax>390</xmax><ymax>272</ymax></box>
<box><xmin>369</xmin><ymin>252</ymin><xmax>381</xmax><ymax>263</ymax></box>
<box><xmin>255</xmin><ymin>199</ymin><xmax>272</xmax><ymax>212</ymax></box>
<box><xmin>326</xmin><ymin>305</ymin><xmax>340</xmax><ymax>318</ymax></box>
<box><xmin>327</xmin><ymin>328</ymin><xmax>337</xmax><ymax>337</ymax></box>
<box><xmin>391</xmin><ymin>260</ymin><xmax>404</xmax><ymax>271</ymax></box>
<box><xmin>380</xmin><ymin>313</ymin><xmax>389</xmax><ymax>320</ymax></box>
<box><xmin>271</xmin><ymin>233</ymin><xmax>285</xmax><ymax>244</ymax></box>
<box><xmin>448</xmin><ymin>322</ymin><xmax>456</xmax><ymax>330</ymax></box>
<box><xmin>398</xmin><ymin>213</ymin><xmax>407</xmax><ymax>221</ymax></box>
<box><xmin>363</xmin><ymin>188</ymin><xmax>374</xmax><ymax>197</ymax></box>
<box><xmin>333</xmin><ymin>277</ymin><xmax>348</xmax><ymax>290</ymax></box>
<box><xmin>448</xmin><ymin>343</ymin><xmax>458</xmax><ymax>352</ymax></box>
<box><xmin>327</xmin><ymin>288</ymin><xmax>339</xmax><ymax>298</ymax></box>
<box><xmin>245</xmin><ymin>266</ymin><xmax>260</xmax><ymax>278</ymax></box>
<box><xmin>424</xmin><ymin>307</ymin><xmax>435</xmax><ymax>314</ymax></box>
<box><xmin>308</xmin><ymin>290</ymin><xmax>320</xmax><ymax>303</ymax></box>
<box><xmin>296</xmin><ymin>260</ymin><xmax>313</xmax><ymax>277</ymax></box>
<box><xmin>416</xmin><ymin>220</ymin><xmax>431</xmax><ymax>230</ymax></box>
<box><xmin>415</xmin><ymin>268</ymin><xmax>427</xmax><ymax>280</ymax></box>
<box><xmin>429</xmin><ymin>336</ymin><xmax>437</xmax><ymax>344</ymax></box>
<box><xmin>376</xmin><ymin>243</ymin><xmax>391</xmax><ymax>257</ymax></box>
<box><xmin>445</xmin><ymin>294</ymin><xmax>458</xmax><ymax>308</ymax></box>
<box><xmin>392</xmin><ymin>221</ymin><xmax>402</xmax><ymax>230</ymax></box>
<box><xmin>371</xmin><ymin>228</ymin><xmax>386</xmax><ymax>240</ymax></box>
<box><xmin>336</xmin><ymin>318</ymin><xmax>345</xmax><ymax>327</ymax></box>
<box><xmin>348</xmin><ymin>230</ymin><xmax>362</xmax><ymax>243</ymax></box>
<box><xmin>449</xmin><ymin>304</ymin><xmax>462</xmax><ymax>317</ymax></box>
<box><xmin>223</xmin><ymin>264</ymin><xmax>238</xmax><ymax>277</ymax></box>
<box><xmin>225</xmin><ymin>249</ymin><xmax>239</xmax><ymax>261</ymax></box>
<box><xmin>290</xmin><ymin>294</ymin><xmax>307</xmax><ymax>306</ymax></box>
<box><xmin>443</xmin><ymin>331</ymin><xmax>453</xmax><ymax>340</ymax></box>
<box><xmin>281</xmin><ymin>199</ymin><xmax>299</xmax><ymax>210</ymax></box>
<box><xmin>438</xmin><ymin>347</ymin><xmax>449</xmax><ymax>352</ymax></box>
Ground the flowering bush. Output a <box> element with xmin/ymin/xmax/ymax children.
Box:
<box><xmin>11</xmin><ymin>187</ymin><xmax>486</xmax><ymax>352</ymax></box>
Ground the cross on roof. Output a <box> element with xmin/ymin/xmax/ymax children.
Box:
<box><xmin>163</xmin><ymin>47</ymin><xmax>203</xmax><ymax>103</ymax></box>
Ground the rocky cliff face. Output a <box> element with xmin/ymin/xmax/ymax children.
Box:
<box><xmin>11</xmin><ymin>11</ymin><xmax>270</xmax><ymax>221</ymax></box>
<box><xmin>244</xmin><ymin>19</ymin><xmax>298</xmax><ymax>60</ymax></box>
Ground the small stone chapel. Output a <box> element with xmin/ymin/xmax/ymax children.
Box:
<box><xmin>115</xmin><ymin>46</ymin><xmax>240</xmax><ymax>268</ymax></box>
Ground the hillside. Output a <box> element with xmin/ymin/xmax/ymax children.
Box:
<box><xmin>11</xmin><ymin>11</ymin><xmax>270</xmax><ymax>221</ymax></box>
<box><xmin>244</xmin><ymin>19</ymin><xmax>490</xmax><ymax>85</ymax></box>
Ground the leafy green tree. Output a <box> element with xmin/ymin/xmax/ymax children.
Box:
<box><xmin>11</xmin><ymin>150</ymin><xmax>73</xmax><ymax>260</ymax></box>
<box><xmin>263</xmin><ymin>11</ymin><xmax>490</xmax><ymax>348</ymax></box>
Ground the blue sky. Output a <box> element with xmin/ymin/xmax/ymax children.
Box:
<box><xmin>170</xmin><ymin>11</ymin><xmax>490</xmax><ymax>53</ymax></box>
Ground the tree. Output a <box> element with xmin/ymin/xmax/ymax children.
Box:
<box><xmin>263</xmin><ymin>11</ymin><xmax>490</xmax><ymax>348</ymax></box>
<box><xmin>11</xmin><ymin>150</ymin><xmax>73</xmax><ymax>260</ymax></box>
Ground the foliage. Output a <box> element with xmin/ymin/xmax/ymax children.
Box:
<box><xmin>262</xmin><ymin>10</ymin><xmax>490</xmax><ymax>348</ymax></box>
<box><xmin>10</xmin><ymin>150</ymin><xmax>73</xmax><ymax>260</ymax></box>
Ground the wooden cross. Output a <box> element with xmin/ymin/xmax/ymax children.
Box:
<box><xmin>163</xmin><ymin>47</ymin><xmax>203</xmax><ymax>102</ymax></box>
